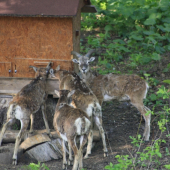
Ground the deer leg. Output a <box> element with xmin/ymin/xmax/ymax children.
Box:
<box><xmin>68</xmin><ymin>136</ymin><xmax>79</xmax><ymax>170</ymax></box>
<box><xmin>68</xmin><ymin>143</ymin><xmax>73</xmax><ymax>166</ymax></box>
<box><xmin>94</xmin><ymin>116</ymin><xmax>108</xmax><ymax>157</ymax></box>
<box><xmin>12</xmin><ymin>119</ymin><xmax>29</xmax><ymax>165</ymax></box>
<box><xmin>84</xmin><ymin>129</ymin><xmax>93</xmax><ymax>159</ymax></box>
<box><xmin>131</xmin><ymin>101</ymin><xmax>151</xmax><ymax>141</ymax></box>
<box><xmin>79</xmin><ymin>134</ymin><xmax>88</xmax><ymax>170</ymax></box>
<box><xmin>142</xmin><ymin>106</ymin><xmax>151</xmax><ymax>141</ymax></box>
<box><xmin>0</xmin><ymin>118</ymin><xmax>15</xmax><ymax>146</ymax></box>
<box><xmin>29</xmin><ymin>114</ymin><xmax>34</xmax><ymax>133</ymax></box>
<box><xmin>61</xmin><ymin>139</ymin><xmax>67</xmax><ymax>170</ymax></box>
<box><xmin>41</xmin><ymin>104</ymin><xmax>51</xmax><ymax>137</ymax></box>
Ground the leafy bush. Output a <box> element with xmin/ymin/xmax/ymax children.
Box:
<box><xmin>81</xmin><ymin>0</ymin><xmax>170</xmax><ymax>71</ymax></box>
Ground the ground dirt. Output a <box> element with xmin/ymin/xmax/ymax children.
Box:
<box><xmin>1</xmin><ymin>100</ymin><xmax>170</xmax><ymax>170</ymax></box>
<box><xmin>0</xmin><ymin>30</ymin><xmax>170</xmax><ymax>170</ymax></box>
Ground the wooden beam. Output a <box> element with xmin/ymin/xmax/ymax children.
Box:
<box><xmin>0</xmin><ymin>130</ymin><xmax>100</xmax><ymax>163</ymax></box>
<box><xmin>0</xmin><ymin>77</ymin><xmax>59</xmax><ymax>97</ymax></box>
<box><xmin>0</xmin><ymin>129</ymin><xmax>100</xmax><ymax>144</ymax></box>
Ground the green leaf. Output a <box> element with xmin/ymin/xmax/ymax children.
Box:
<box><xmin>163</xmin><ymin>68</ymin><xmax>169</xmax><ymax>72</ymax></box>
<box><xmin>105</xmin><ymin>25</ymin><xmax>113</xmax><ymax>32</ymax></box>
<box><xmin>164</xmin><ymin>164</ymin><xmax>170</xmax><ymax>169</ymax></box>
<box><xmin>143</xmin><ymin>30</ymin><xmax>155</xmax><ymax>35</ymax></box>
<box><xmin>151</xmin><ymin>53</ymin><xmax>161</xmax><ymax>61</ymax></box>
<box><xmin>163</xmin><ymin>80</ymin><xmax>170</xmax><ymax>84</ymax></box>
<box><xmin>130</xmin><ymin>35</ymin><xmax>143</xmax><ymax>40</ymax></box>
<box><xmin>113</xmin><ymin>39</ymin><xmax>126</xmax><ymax>45</ymax></box>
<box><xmin>120</xmin><ymin>7</ymin><xmax>134</xmax><ymax>17</ymax></box>
<box><xmin>162</xmin><ymin>139</ymin><xmax>166</xmax><ymax>143</ymax></box>
<box><xmin>156</xmin><ymin>152</ymin><xmax>162</xmax><ymax>158</ymax></box>
<box><xmin>164</xmin><ymin>23</ymin><xmax>170</xmax><ymax>32</ymax></box>
<box><xmin>149</xmin><ymin>94</ymin><xmax>157</xmax><ymax>101</ymax></box>
<box><xmin>162</xmin><ymin>17</ymin><xmax>170</xmax><ymax>23</ymax></box>
<box><xmin>146</xmin><ymin>37</ymin><xmax>157</xmax><ymax>44</ymax></box>
<box><xmin>144</xmin><ymin>13</ymin><xmax>157</xmax><ymax>25</ymax></box>
<box><xmin>156</xmin><ymin>25</ymin><xmax>166</xmax><ymax>32</ymax></box>
<box><xmin>166</xmin><ymin>45</ymin><xmax>170</xmax><ymax>50</ymax></box>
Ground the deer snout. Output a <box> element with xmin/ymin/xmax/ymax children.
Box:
<box><xmin>82</xmin><ymin>68</ymin><xmax>86</xmax><ymax>73</ymax></box>
<box><xmin>81</xmin><ymin>67</ymin><xmax>87</xmax><ymax>73</ymax></box>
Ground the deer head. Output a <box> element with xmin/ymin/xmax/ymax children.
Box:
<box><xmin>29</xmin><ymin>62</ymin><xmax>52</xmax><ymax>79</ymax></box>
<box><xmin>54</xmin><ymin>90</ymin><xmax>75</xmax><ymax>109</ymax></box>
<box><xmin>72</xmin><ymin>50</ymin><xmax>95</xmax><ymax>74</ymax></box>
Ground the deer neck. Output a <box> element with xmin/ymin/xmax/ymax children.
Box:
<box><xmin>38</xmin><ymin>76</ymin><xmax>47</xmax><ymax>88</ymax></box>
<box><xmin>81</xmin><ymin>70</ymin><xmax>95</xmax><ymax>86</ymax></box>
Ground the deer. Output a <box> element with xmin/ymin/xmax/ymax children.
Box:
<box><xmin>0</xmin><ymin>62</ymin><xmax>52</xmax><ymax>165</ymax></box>
<box><xmin>49</xmin><ymin>66</ymin><xmax>108</xmax><ymax>159</ymax></box>
<box><xmin>72</xmin><ymin>50</ymin><xmax>151</xmax><ymax>141</ymax></box>
<box><xmin>53</xmin><ymin>89</ymin><xmax>91</xmax><ymax>170</ymax></box>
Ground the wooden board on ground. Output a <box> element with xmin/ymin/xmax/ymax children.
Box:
<box><xmin>0</xmin><ymin>129</ymin><xmax>100</xmax><ymax>163</ymax></box>
<box><xmin>0</xmin><ymin>130</ymin><xmax>100</xmax><ymax>144</ymax></box>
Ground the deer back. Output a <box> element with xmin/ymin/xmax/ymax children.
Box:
<box><xmin>10</xmin><ymin>64</ymin><xmax>52</xmax><ymax>114</ymax></box>
<box><xmin>59</xmin><ymin>72</ymin><xmax>98</xmax><ymax>113</ymax></box>
<box><xmin>53</xmin><ymin>90</ymin><xmax>91</xmax><ymax>137</ymax></box>
<box><xmin>90</xmin><ymin>73</ymin><xmax>148</xmax><ymax>104</ymax></box>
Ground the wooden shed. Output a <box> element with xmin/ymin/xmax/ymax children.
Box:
<box><xmin>0</xmin><ymin>0</ymin><xmax>96</xmax><ymax>96</ymax></box>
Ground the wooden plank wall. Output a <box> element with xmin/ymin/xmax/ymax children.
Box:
<box><xmin>0</xmin><ymin>17</ymin><xmax>74</xmax><ymax>78</ymax></box>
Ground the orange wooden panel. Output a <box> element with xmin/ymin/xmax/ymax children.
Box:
<box><xmin>0</xmin><ymin>62</ymin><xmax>12</xmax><ymax>77</ymax></box>
<box><xmin>11</xmin><ymin>58</ymin><xmax>73</xmax><ymax>78</ymax></box>
<box><xmin>0</xmin><ymin>16</ymin><xmax>74</xmax><ymax>77</ymax></box>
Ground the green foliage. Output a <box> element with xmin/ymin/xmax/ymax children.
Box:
<box><xmin>12</xmin><ymin>123</ymin><xmax>20</xmax><ymax>130</ymax></box>
<box><xmin>81</xmin><ymin>0</ymin><xmax>170</xmax><ymax>72</ymax></box>
<box><xmin>96</xmin><ymin>56</ymin><xmax>121</xmax><ymax>75</ymax></box>
<box><xmin>157</xmin><ymin>85</ymin><xmax>170</xmax><ymax>100</ymax></box>
<box><xmin>163</xmin><ymin>79</ymin><xmax>170</xmax><ymax>85</ymax></box>
<box><xmin>23</xmin><ymin>162</ymin><xmax>49</xmax><ymax>170</ymax></box>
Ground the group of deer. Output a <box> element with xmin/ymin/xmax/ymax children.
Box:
<box><xmin>0</xmin><ymin>50</ymin><xmax>151</xmax><ymax>170</ymax></box>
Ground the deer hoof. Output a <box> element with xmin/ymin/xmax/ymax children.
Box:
<box><xmin>29</xmin><ymin>130</ymin><xmax>33</xmax><ymax>134</ymax></box>
<box><xmin>104</xmin><ymin>152</ymin><xmax>108</xmax><ymax>157</ymax></box>
<box><xmin>68</xmin><ymin>159</ymin><xmax>73</xmax><ymax>165</ymax></box>
<box><xmin>62</xmin><ymin>163</ymin><xmax>67</xmax><ymax>170</ymax></box>
<box><xmin>12</xmin><ymin>159</ymin><xmax>17</xmax><ymax>165</ymax></box>
<box><xmin>84</xmin><ymin>154</ymin><xmax>89</xmax><ymax>159</ymax></box>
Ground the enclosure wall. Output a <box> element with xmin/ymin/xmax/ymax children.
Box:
<box><xmin>0</xmin><ymin>16</ymin><xmax>74</xmax><ymax>77</ymax></box>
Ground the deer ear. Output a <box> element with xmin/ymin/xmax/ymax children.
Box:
<box><xmin>72</xmin><ymin>59</ymin><xmax>79</xmax><ymax>64</ymax></box>
<box><xmin>88</xmin><ymin>57</ymin><xmax>95</xmax><ymax>63</ymax></box>
<box><xmin>46</xmin><ymin>62</ymin><xmax>52</xmax><ymax>70</ymax></box>
<box><xmin>29</xmin><ymin>66</ymin><xmax>37</xmax><ymax>72</ymax></box>
<box><xmin>55</xmin><ymin>65</ymin><xmax>60</xmax><ymax>71</ymax></box>
<box><xmin>67</xmin><ymin>90</ymin><xmax>75</xmax><ymax>98</ymax></box>
<box><xmin>54</xmin><ymin>90</ymin><xmax>60</xmax><ymax>97</ymax></box>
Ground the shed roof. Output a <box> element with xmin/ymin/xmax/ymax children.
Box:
<box><xmin>0</xmin><ymin>0</ymin><xmax>94</xmax><ymax>17</ymax></box>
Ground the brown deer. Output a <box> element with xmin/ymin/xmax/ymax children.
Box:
<box><xmin>0</xmin><ymin>62</ymin><xmax>52</xmax><ymax>165</ymax></box>
<box><xmin>53</xmin><ymin>90</ymin><xmax>91</xmax><ymax>170</ymax></box>
<box><xmin>72</xmin><ymin>50</ymin><xmax>151</xmax><ymax>141</ymax></box>
<box><xmin>50</xmin><ymin>66</ymin><xmax>108</xmax><ymax>159</ymax></box>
